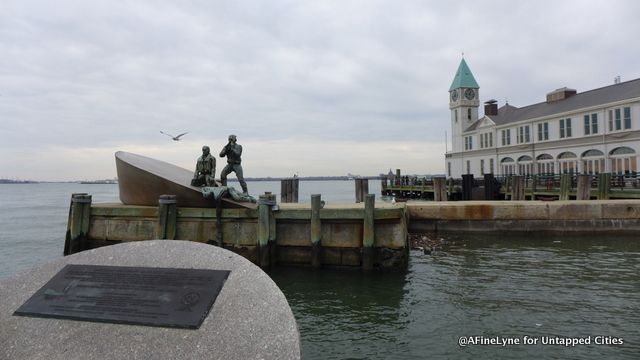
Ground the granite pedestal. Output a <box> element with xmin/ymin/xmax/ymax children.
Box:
<box><xmin>0</xmin><ymin>240</ymin><xmax>300</xmax><ymax>360</ymax></box>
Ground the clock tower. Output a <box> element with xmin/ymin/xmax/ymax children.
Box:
<box><xmin>448</xmin><ymin>58</ymin><xmax>479</xmax><ymax>153</ymax></box>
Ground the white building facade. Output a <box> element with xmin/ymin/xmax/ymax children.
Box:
<box><xmin>445</xmin><ymin>59</ymin><xmax>640</xmax><ymax>178</ymax></box>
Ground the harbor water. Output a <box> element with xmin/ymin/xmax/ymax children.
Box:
<box><xmin>1</xmin><ymin>182</ymin><xmax>638</xmax><ymax>359</ymax></box>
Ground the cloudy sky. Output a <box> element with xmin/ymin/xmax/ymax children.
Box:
<box><xmin>1</xmin><ymin>0</ymin><xmax>639</xmax><ymax>181</ymax></box>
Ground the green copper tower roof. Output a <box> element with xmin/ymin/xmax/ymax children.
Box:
<box><xmin>449</xmin><ymin>58</ymin><xmax>479</xmax><ymax>91</ymax></box>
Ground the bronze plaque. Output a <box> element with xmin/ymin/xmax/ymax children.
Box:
<box><xmin>14</xmin><ymin>265</ymin><xmax>230</xmax><ymax>329</ymax></box>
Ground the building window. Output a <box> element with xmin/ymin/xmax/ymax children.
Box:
<box><xmin>592</xmin><ymin>114</ymin><xmax>598</xmax><ymax>134</ymax></box>
<box><xmin>501</xmin><ymin>129</ymin><xmax>511</xmax><ymax>146</ymax></box>
<box><xmin>517</xmin><ymin>125</ymin><xmax>530</xmax><ymax>144</ymax></box>
<box><xmin>501</xmin><ymin>157</ymin><xmax>514</xmax><ymax>176</ymax></box>
<box><xmin>536</xmin><ymin>154</ymin><xmax>554</xmax><ymax>175</ymax></box>
<box><xmin>610</xmin><ymin>146</ymin><xmax>637</xmax><ymax>174</ymax></box>
<box><xmin>489</xmin><ymin>158</ymin><xmax>494</xmax><ymax>174</ymax></box>
<box><xmin>624</xmin><ymin>107</ymin><xmax>631</xmax><ymax>129</ymax></box>
<box><xmin>560</xmin><ymin>118</ymin><xmax>572</xmax><ymax>138</ymax></box>
<box><xmin>538</xmin><ymin>122</ymin><xmax>549</xmax><ymax>141</ymax></box>
<box><xmin>466</xmin><ymin>160</ymin><xmax>471</xmax><ymax>174</ymax></box>
<box><xmin>479</xmin><ymin>133</ymin><xmax>493</xmax><ymax>149</ymax></box>
<box><xmin>467</xmin><ymin>108</ymin><xmax>472</xmax><ymax>121</ymax></box>
<box><xmin>480</xmin><ymin>159</ymin><xmax>485</xmax><ymax>175</ymax></box>
<box><xmin>608</xmin><ymin>107</ymin><xmax>631</xmax><ymax>131</ymax></box>
<box><xmin>581</xmin><ymin>149</ymin><xmax>605</xmax><ymax>175</ymax></box>
<box><xmin>584</xmin><ymin>115</ymin><xmax>590</xmax><ymax>135</ymax></box>
<box><xmin>464</xmin><ymin>136</ymin><xmax>473</xmax><ymax>150</ymax></box>
<box><xmin>455</xmin><ymin>110</ymin><xmax>458</xmax><ymax>123</ymax></box>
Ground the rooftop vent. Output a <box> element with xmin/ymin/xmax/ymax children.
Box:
<box><xmin>546</xmin><ymin>87</ymin><xmax>577</xmax><ymax>103</ymax></box>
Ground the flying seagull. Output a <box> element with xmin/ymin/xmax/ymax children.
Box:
<box><xmin>160</xmin><ymin>131</ymin><xmax>189</xmax><ymax>141</ymax></box>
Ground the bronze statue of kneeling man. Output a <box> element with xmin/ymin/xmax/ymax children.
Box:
<box><xmin>191</xmin><ymin>145</ymin><xmax>216</xmax><ymax>186</ymax></box>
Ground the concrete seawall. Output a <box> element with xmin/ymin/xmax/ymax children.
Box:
<box><xmin>406</xmin><ymin>200</ymin><xmax>640</xmax><ymax>235</ymax></box>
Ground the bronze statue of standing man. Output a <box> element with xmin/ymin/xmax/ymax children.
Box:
<box><xmin>191</xmin><ymin>145</ymin><xmax>216</xmax><ymax>186</ymax></box>
<box><xmin>219</xmin><ymin>134</ymin><xmax>248</xmax><ymax>194</ymax></box>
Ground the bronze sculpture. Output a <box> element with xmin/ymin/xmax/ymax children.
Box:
<box><xmin>219</xmin><ymin>135</ymin><xmax>248</xmax><ymax>194</ymax></box>
<box><xmin>191</xmin><ymin>146</ymin><xmax>216</xmax><ymax>186</ymax></box>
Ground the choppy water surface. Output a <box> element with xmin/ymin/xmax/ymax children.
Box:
<box><xmin>1</xmin><ymin>183</ymin><xmax>639</xmax><ymax>359</ymax></box>
<box><xmin>271</xmin><ymin>236</ymin><xmax>640</xmax><ymax>359</ymax></box>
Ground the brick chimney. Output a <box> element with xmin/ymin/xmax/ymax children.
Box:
<box><xmin>484</xmin><ymin>99</ymin><xmax>498</xmax><ymax>116</ymax></box>
<box><xmin>546</xmin><ymin>87</ymin><xmax>577</xmax><ymax>103</ymax></box>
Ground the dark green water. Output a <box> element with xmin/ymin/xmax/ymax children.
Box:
<box><xmin>270</xmin><ymin>237</ymin><xmax>640</xmax><ymax>359</ymax></box>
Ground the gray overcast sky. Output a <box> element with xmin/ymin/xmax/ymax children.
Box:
<box><xmin>1</xmin><ymin>0</ymin><xmax>639</xmax><ymax>181</ymax></box>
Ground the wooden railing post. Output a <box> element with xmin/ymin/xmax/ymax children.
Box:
<box><xmin>597</xmin><ymin>173</ymin><xmax>611</xmax><ymax>200</ymax></box>
<box><xmin>362</xmin><ymin>194</ymin><xmax>375</xmax><ymax>271</ymax></box>
<box><xmin>559</xmin><ymin>173</ymin><xmax>571</xmax><ymax>200</ymax></box>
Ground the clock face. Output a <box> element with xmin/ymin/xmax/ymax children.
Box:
<box><xmin>464</xmin><ymin>88</ymin><xmax>475</xmax><ymax>100</ymax></box>
<box><xmin>451</xmin><ymin>90</ymin><xmax>458</xmax><ymax>101</ymax></box>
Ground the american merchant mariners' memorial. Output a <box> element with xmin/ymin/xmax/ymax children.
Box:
<box><xmin>2</xmin><ymin>59</ymin><xmax>640</xmax><ymax>359</ymax></box>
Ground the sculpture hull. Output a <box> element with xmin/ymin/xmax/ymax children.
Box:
<box><xmin>115</xmin><ymin>151</ymin><xmax>255</xmax><ymax>209</ymax></box>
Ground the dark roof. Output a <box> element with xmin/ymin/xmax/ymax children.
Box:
<box><xmin>485</xmin><ymin>77</ymin><xmax>640</xmax><ymax>127</ymax></box>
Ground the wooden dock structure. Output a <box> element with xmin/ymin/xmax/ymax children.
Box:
<box><xmin>381</xmin><ymin>170</ymin><xmax>640</xmax><ymax>201</ymax></box>
<box><xmin>64</xmin><ymin>193</ymin><xmax>408</xmax><ymax>270</ymax></box>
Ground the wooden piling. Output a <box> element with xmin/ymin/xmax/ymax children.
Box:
<box><xmin>355</xmin><ymin>178</ymin><xmax>369</xmax><ymax>203</ymax></box>
<box><xmin>281</xmin><ymin>178</ymin><xmax>299</xmax><ymax>203</ymax></box>
<box><xmin>64</xmin><ymin>193</ymin><xmax>87</xmax><ymax>256</ymax></box>
<box><xmin>267</xmin><ymin>193</ymin><xmax>277</xmax><ymax>266</ymax></box>
<box><xmin>576</xmin><ymin>174</ymin><xmax>592</xmax><ymax>200</ymax></box>
<box><xmin>395</xmin><ymin>169</ymin><xmax>401</xmax><ymax>185</ymax></box>
<box><xmin>530</xmin><ymin>175</ymin><xmax>537</xmax><ymax>200</ymax></box>
<box><xmin>362</xmin><ymin>194</ymin><xmax>375</xmax><ymax>271</ymax></box>
<box><xmin>310</xmin><ymin>194</ymin><xmax>322</xmax><ymax>268</ymax></box>
<box><xmin>559</xmin><ymin>174</ymin><xmax>571</xmax><ymax>200</ymax></box>
<box><xmin>157</xmin><ymin>195</ymin><xmax>177</xmax><ymax>240</ymax></box>
<box><xmin>434</xmin><ymin>177</ymin><xmax>447</xmax><ymax>201</ymax></box>
<box><xmin>66</xmin><ymin>193</ymin><xmax>92</xmax><ymax>255</ymax></box>
<box><xmin>597</xmin><ymin>173</ymin><xmax>611</xmax><ymax>200</ymax></box>
<box><xmin>483</xmin><ymin>174</ymin><xmax>495</xmax><ymax>200</ymax></box>
<box><xmin>258</xmin><ymin>194</ymin><xmax>270</xmax><ymax>269</ymax></box>
<box><xmin>462</xmin><ymin>174</ymin><xmax>474</xmax><ymax>200</ymax></box>
<box><xmin>511</xmin><ymin>176</ymin><xmax>525</xmax><ymax>201</ymax></box>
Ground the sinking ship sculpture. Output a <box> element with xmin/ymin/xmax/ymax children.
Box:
<box><xmin>115</xmin><ymin>151</ymin><xmax>257</xmax><ymax>209</ymax></box>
